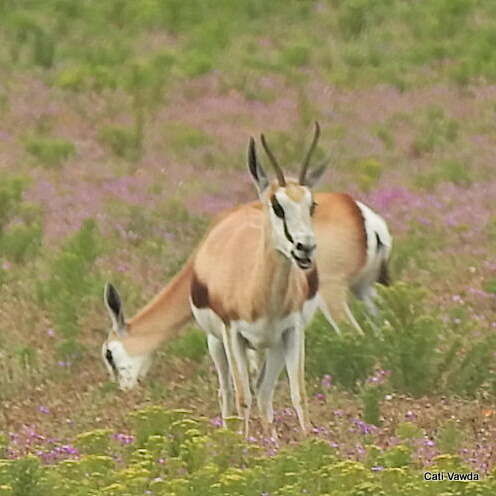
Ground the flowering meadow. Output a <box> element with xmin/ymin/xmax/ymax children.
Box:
<box><xmin>1</xmin><ymin>0</ymin><xmax>496</xmax><ymax>493</ymax></box>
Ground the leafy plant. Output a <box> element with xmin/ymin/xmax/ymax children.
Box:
<box><xmin>411</xmin><ymin>106</ymin><xmax>459</xmax><ymax>156</ymax></box>
<box><xmin>99</xmin><ymin>125</ymin><xmax>140</xmax><ymax>160</ymax></box>
<box><xmin>437</xmin><ymin>420</ymin><xmax>465</xmax><ymax>454</ymax></box>
<box><xmin>37</xmin><ymin>219</ymin><xmax>102</xmax><ymax>362</ymax></box>
<box><xmin>166</xmin><ymin>327</ymin><xmax>207</xmax><ymax>362</ymax></box>
<box><xmin>307</xmin><ymin>282</ymin><xmax>496</xmax><ymax>399</ymax></box>
<box><xmin>351</xmin><ymin>157</ymin><xmax>384</xmax><ymax>192</ymax></box>
<box><xmin>25</xmin><ymin>136</ymin><xmax>75</xmax><ymax>168</ymax></box>
<box><xmin>361</xmin><ymin>387</ymin><xmax>382</xmax><ymax>426</ymax></box>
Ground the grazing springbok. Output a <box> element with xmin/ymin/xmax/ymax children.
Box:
<box><xmin>102</xmin><ymin>127</ymin><xmax>392</xmax><ymax>433</ymax></box>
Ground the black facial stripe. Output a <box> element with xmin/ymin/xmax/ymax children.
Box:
<box><xmin>271</xmin><ymin>195</ymin><xmax>294</xmax><ymax>244</ymax></box>
<box><xmin>271</xmin><ymin>195</ymin><xmax>285</xmax><ymax>218</ymax></box>
<box><xmin>105</xmin><ymin>349</ymin><xmax>118</xmax><ymax>374</ymax></box>
<box><xmin>282</xmin><ymin>217</ymin><xmax>294</xmax><ymax>244</ymax></box>
<box><xmin>310</xmin><ymin>201</ymin><xmax>317</xmax><ymax>216</ymax></box>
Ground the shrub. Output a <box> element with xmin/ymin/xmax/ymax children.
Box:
<box><xmin>0</xmin><ymin>178</ymin><xmax>25</xmax><ymax>232</ymax></box>
<box><xmin>437</xmin><ymin>419</ymin><xmax>465</xmax><ymax>455</ymax></box>
<box><xmin>376</xmin><ymin>284</ymin><xmax>440</xmax><ymax>396</ymax></box>
<box><xmin>0</xmin><ymin>224</ymin><xmax>42</xmax><ymax>263</ymax></box>
<box><xmin>1</xmin><ymin>456</ymin><xmax>48</xmax><ymax>496</ymax></box>
<box><xmin>351</xmin><ymin>157</ymin><xmax>384</xmax><ymax>192</ymax></box>
<box><xmin>306</xmin><ymin>312</ymin><xmax>376</xmax><ymax>390</ymax></box>
<box><xmin>415</xmin><ymin>159</ymin><xmax>472</xmax><ymax>191</ymax></box>
<box><xmin>0</xmin><ymin>177</ymin><xmax>41</xmax><ymax>265</ymax></box>
<box><xmin>280</xmin><ymin>44</ymin><xmax>311</xmax><ymax>68</ymax></box>
<box><xmin>99</xmin><ymin>125</ymin><xmax>140</xmax><ymax>160</ymax></box>
<box><xmin>74</xmin><ymin>430</ymin><xmax>112</xmax><ymax>456</ymax></box>
<box><xmin>37</xmin><ymin>219</ymin><xmax>102</xmax><ymax>362</ymax></box>
<box><xmin>25</xmin><ymin>136</ymin><xmax>75</xmax><ymax>168</ymax></box>
<box><xmin>164</xmin><ymin>123</ymin><xmax>213</xmax><ymax>154</ymax></box>
<box><xmin>166</xmin><ymin>327</ymin><xmax>207</xmax><ymax>362</ymax></box>
<box><xmin>54</xmin><ymin>65</ymin><xmax>89</xmax><ymax>91</ymax></box>
<box><xmin>307</xmin><ymin>282</ymin><xmax>496</xmax><ymax>398</ymax></box>
<box><xmin>411</xmin><ymin>106</ymin><xmax>459</xmax><ymax>156</ymax></box>
<box><xmin>484</xmin><ymin>278</ymin><xmax>496</xmax><ymax>295</ymax></box>
<box><xmin>360</xmin><ymin>384</ymin><xmax>383</xmax><ymax>427</ymax></box>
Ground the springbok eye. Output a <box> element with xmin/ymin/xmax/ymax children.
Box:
<box><xmin>310</xmin><ymin>201</ymin><xmax>317</xmax><ymax>216</ymax></box>
<box><xmin>271</xmin><ymin>196</ymin><xmax>285</xmax><ymax>219</ymax></box>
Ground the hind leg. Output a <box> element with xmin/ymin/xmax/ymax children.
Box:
<box><xmin>353</xmin><ymin>283</ymin><xmax>379</xmax><ymax>316</ymax></box>
<box><xmin>320</xmin><ymin>280</ymin><xmax>364</xmax><ymax>335</ymax></box>
<box><xmin>247</xmin><ymin>348</ymin><xmax>264</xmax><ymax>395</ymax></box>
<box><xmin>318</xmin><ymin>294</ymin><xmax>342</xmax><ymax>335</ymax></box>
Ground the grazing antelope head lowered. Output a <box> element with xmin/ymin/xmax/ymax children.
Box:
<box><xmin>102</xmin><ymin>282</ymin><xmax>153</xmax><ymax>390</ymax></box>
<box><xmin>249</xmin><ymin>121</ymin><xmax>327</xmax><ymax>270</ymax></box>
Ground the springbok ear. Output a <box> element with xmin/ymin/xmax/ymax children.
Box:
<box><xmin>247</xmin><ymin>137</ymin><xmax>269</xmax><ymax>195</ymax></box>
<box><xmin>304</xmin><ymin>161</ymin><xmax>329</xmax><ymax>188</ymax></box>
<box><xmin>104</xmin><ymin>282</ymin><xmax>126</xmax><ymax>335</ymax></box>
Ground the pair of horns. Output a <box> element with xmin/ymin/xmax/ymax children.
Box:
<box><xmin>260</xmin><ymin>121</ymin><xmax>321</xmax><ymax>186</ymax></box>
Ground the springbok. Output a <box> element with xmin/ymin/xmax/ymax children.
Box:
<box><xmin>187</xmin><ymin>125</ymin><xmax>328</xmax><ymax>437</ymax></box>
<box><xmin>102</xmin><ymin>127</ymin><xmax>392</xmax><ymax>433</ymax></box>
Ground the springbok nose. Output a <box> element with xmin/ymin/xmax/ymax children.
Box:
<box><xmin>296</xmin><ymin>242</ymin><xmax>316</xmax><ymax>254</ymax></box>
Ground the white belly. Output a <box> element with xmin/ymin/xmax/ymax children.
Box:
<box><xmin>190</xmin><ymin>297</ymin><xmax>319</xmax><ymax>349</ymax></box>
<box><xmin>190</xmin><ymin>299</ymin><xmax>225</xmax><ymax>340</ymax></box>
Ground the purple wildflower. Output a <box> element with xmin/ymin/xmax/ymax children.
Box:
<box><xmin>321</xmin><ymin>374</ymin><xmax>333</xmax><ymax>389</ymax></box>
<box><xmin>352</xmin><ymin>418</ymin><xmax>378</xmax><ymax>435</ymax></box>
<box><xmin>367</xmin><ymin>369</ymin><xmax>391</xmax><ymax>386</ymax></box>
<box><xmin>210</xmin><ymin>416</ymin><xmax>223</xmax><ymax>428</ymax></box>
<box><xmin>113</xmin><ymin>433</ymin><xmax>135</xmax><ymax>445</ymax></box>
<box><xmin>314</xmin><ymin>393</ymin><xmax>326</xmax><ymax>402</ymax></box>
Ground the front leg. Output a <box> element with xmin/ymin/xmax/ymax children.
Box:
<box><xmin>283</xmin><ymin>324</ymin><xmax>309</xmax><ymax>434</ymax></box>
<box><xmin>256</xmin><ymin>342</ymin><xmax>285</xmax><ymax>440</ymax></box>
<box><xmin>222</xmin><ymin>325</ymin><xmax>252</xmax><ymax>438</ymax></box>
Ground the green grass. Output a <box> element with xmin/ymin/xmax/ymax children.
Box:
<box><xmin>3</xmin><ymin>0</ymin><xmax>496</xmax><ymax>96</ymax></box>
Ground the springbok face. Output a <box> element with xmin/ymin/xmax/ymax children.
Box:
<box><xmin>248</xmin><ymin>122</ymin><xmax>327</xmax><ymax>270</ymax></box>
<box><xmin>102</xmin><ymin>283</ymin><xmax>152</xmax><ymax>390</ymax></box>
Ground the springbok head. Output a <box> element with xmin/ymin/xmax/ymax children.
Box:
<box><xmin>248</xmin><ymin>122</ymin><xmax>327</xmax><ymax>270</ymax></box>
<box><xmin>101</xmin><ymin>282</ymin><xmax>152</xmax><ymax>390</ymax></box>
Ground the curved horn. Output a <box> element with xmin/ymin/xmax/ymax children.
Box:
<box><xmin>299</xmin><ymin>121</ymin><xmax>321</xmax><ymax>185</ymax></box>
<box><xmin>260</xmin><ymin>133</ymin><xmax>286</xmax><ymax>186</ymax></box>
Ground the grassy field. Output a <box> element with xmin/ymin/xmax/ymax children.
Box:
<box><xmin>1</xmin><ymin>0</ymin><xmax>496</xmax><ymax>493</ymax></box>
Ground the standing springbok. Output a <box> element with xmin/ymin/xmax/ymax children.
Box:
<box><xmin>189</xmin><ymin>124</ymin><xmax>326</xmax><ymax>437</ymax></box>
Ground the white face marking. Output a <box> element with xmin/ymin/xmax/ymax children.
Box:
<box><xmin>269</xmin><ymin>187</ymin><xmax>316</xmax><ymax>269</ymax></box>
<box><xmin>102</xmin><ymin>339</ymin><xmax>152</xmax><ymax>390</ymax></box>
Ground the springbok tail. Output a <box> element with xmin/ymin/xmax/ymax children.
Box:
<box><xmin>377</xmin><ymin>258</ymin><xmax>391</xmax><ymax>286</ymax></box>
